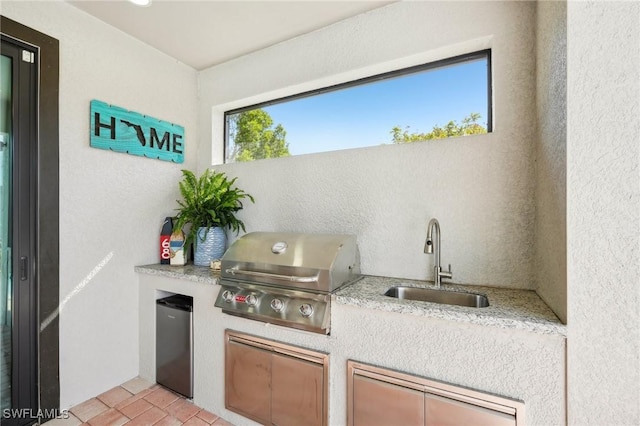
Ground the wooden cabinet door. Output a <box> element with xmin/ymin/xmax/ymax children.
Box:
<box><xmin>425</xmin><ymin>393</ymin><xmax>516</xmax><ymax>426</ymax></box>
<box><xmin>353</xmin><ymin>375</ymin><xmax>425</xmax><ymax>426</ymax></box>
<box><xmin>225</xmin><ymin>340</ymin><xmax>271</xmax><ymax>424</ymax></box>
<box><xmin>272</xmin><ymin>353</ymin><xmax>324</xmax><ymax>426</ymax></box>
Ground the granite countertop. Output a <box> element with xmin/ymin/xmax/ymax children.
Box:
<box><xmin>135</xmin><ymin>264</ymin><xmax>565</xmax><ymax>336</ymax></box>
<box><xmin>135</xmin><ymin>263</ymin><xmax>220</xmax><ymax>285</ymax></box>
<box><xmin>335</xmin><ymin>275</ymin><xmax>566</xmax><ymax>336</ymax></box>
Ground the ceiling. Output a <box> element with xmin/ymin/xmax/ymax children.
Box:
<box><xmin>67</xmin><ymin>0</ymin><xmax>393</xmax><ymax>70</ymax></box>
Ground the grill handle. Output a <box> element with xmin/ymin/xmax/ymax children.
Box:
<box><xmin>224</xmin><ymin>268</ymin><xmax>319</xmax><ymax>283</ymax></box>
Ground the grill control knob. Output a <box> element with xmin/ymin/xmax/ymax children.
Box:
<box><xmin>270</xmin><ymin>298</ymin><xmax>284</xmax><ymax>312</ymax></box>
<box><xmin>299</xmin><ymin>303</ymin><xmax>314</xmax><ymax>317</ymax></box>
<box><xmin>222</xmin><ymin>290</ymin><xmax>235</xmax><ymax>303</ymax></box>
<box><xmin>222</xmin><ymin>290</ymin><xmax>236</xmax><ymax>303</ymax></box>
<box><xmin>246</xmin><ymin>294</ymin><xmax>258</xmax><ymax>306</ymax></box>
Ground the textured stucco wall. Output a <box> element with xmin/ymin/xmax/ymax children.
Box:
<box><xmin>198</xmin><ymin>1</ymin><xmax>538</xmax><ymax>289</ymax></box>
<box><xmin>567</xmin><ymin>2</ymin><xmax>640</xmax><ymax>424</ymax></box>
<box><xmin>535</xmin><ymin>1</ymin><xmax>567</xmax><ymax>323</ymax></box>
<box><xmin>1</xmin><ymin>1</ymin><xmax>198</xmax><ymax>409</ymax></box>
<box><xmin>139</xmin><ymin>276</ymin><xmax>566</xmax><ymax>426</ymax></box>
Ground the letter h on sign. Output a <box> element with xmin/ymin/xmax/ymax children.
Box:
<box><xmin>90</xmin><ymin>99</ymin><xmax>184</xmax><ymax>163</ymax></box>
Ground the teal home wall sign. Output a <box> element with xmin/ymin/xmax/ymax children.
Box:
<box><xmin>90</xmin><ymin>99</ymin><xmax>184</xmax><ymax>163</ymax></box>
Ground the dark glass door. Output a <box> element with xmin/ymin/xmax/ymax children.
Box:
<box><xmin>1</xmin><ymin>35</ymin><xmax>38</xmax><ymax>426</ymax></box>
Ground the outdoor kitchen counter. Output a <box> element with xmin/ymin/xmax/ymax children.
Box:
<box><xmin>135</xmin><ymin>265</ymin><xmax>565</xmax><ymax>336</ymax></box>
<box><xmin>136</xmin><ymin>265</ymin><xmax>566</xmax><ymax>425</ymax></box>
<box><xmin>335</xmin><ymin>275</ymin><xmax>566</xmax><ymax>336</ymax></box>
<box><xmin>135</xmin><ymin>263</ymin><xmax>220</xmax><ymax>284</ymax></box>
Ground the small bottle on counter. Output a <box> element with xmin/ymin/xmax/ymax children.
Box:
<box><xmin>160</xmin><ymin>217</ymin><xmax>173</xmax><ymax>265</ymax></box>
<box><xmin>170</xmin><ymin>229</ymin><xmax>187</xmax><ymax>266</ymax></box>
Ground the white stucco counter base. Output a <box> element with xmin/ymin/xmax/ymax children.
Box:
<box><xmin>138</xmin><ymin>269</ymin><xmax>566</xmax><ymax>426</ymax></box>
<box><xmin>138</xmin><ymin>273</ymin><xmax>220</xmax><ymax>410</ymax></box>
<box><xmin>331</xmin><ymin>303</ymin><xmax>565</xmax><ymax>426</ymax></box>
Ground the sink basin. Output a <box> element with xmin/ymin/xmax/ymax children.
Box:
<box><xmin>384</xmin><ymin>286</ymin><xmax>489</xmax><ymax>308</ymax></box>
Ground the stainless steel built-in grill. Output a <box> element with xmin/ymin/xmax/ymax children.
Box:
<box><xmin>214</xmin><ymin>232</ymin><xmax>361</xmax><ymax>334</ymax></box>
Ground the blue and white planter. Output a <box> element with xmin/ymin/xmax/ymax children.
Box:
<box><xmin>194</xmin><ymin>227</ymin><xmax>226</xmax><ymax>266</ymax></box>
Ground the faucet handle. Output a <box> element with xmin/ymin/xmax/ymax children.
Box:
<box><xmin>441</xmin><ymin>264</ymin><xmax>453</xmax><ymax>279</ymax></box>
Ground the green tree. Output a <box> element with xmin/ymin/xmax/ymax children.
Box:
<box><xmin>391</xmin><ymin>113</ymin><xmax>487</xmax><ymax>144</ymax></box>
<box><xmin>227</xmin><ymin>109</ymin><xmax>290</xmax><ymax>162</ymax></box>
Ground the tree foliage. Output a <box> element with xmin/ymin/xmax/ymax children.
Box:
<box><xmin>391</xmin><ymin>113</ymin><xmax>487</xmax><ymax>144</ymax></box>
<box><xmin>227</xmin><ymin>109</ymin><xmax>290</xmax><ymax>162</ymax></box>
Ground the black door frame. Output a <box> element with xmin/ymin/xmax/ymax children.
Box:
<box><xmin>1</xmin><ymin>15</ymin><xmax>60</xmax><ymax>422</ymax></box>
<box><xmin>2</xmin><ymin>34</ymin><xmax>38</xmax><ymax>425</ymax></box>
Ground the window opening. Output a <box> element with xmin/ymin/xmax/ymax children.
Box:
<box><xmin>224</xmin><ymin>50</ymin><xmax>491</xmax><ymax>163</ymax></box>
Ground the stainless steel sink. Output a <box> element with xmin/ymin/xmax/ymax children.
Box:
<box><xmin>384</xmin><ymin>286</ymin><xmax>489</xmax><ymax>308</ymax></box>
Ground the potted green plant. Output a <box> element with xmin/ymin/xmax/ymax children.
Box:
<box><xmin>173</xmin><ymin>169</ymin><xmax>254</xmax><ymax>266</ymax></box>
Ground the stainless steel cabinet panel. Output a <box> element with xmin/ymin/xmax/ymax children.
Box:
<box><xmin>347</xmin><ymin>361</ymin><xmax>524</xmax><ymax>426</ymax></box>
<box><xmin>353</xmin><ymin>375</ymin><xmax>424</xmax><ymax>426</ymax></box>
<box><xmin>224</xmin><ymin>330</ymin><xmax>329</xmax><ymax>426</ymax></box>
<box><xmin>272</xmin><ymin>353</ymin><xmax>324</xmax><ymax>426</ymax></box>
<box><xmin>425</xmin><ymin>393</ymin><xmax>515</xmax><ymax>426</ymax></box>
<box><xmin>225</xmin><ymin>340</ymin><xmax>271</xmax><ymax>424</ymax></box>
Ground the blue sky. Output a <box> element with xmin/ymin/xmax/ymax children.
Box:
<box><xmin>236</xmin><ymin>57</ymin><xmax>488</xmax><ymax>156</ymax></box>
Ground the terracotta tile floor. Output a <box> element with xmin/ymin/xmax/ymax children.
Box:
<box><xmin>45</xmin><ymin>377</ymin><xmax>233</xmax><ymax>426</ymax></box>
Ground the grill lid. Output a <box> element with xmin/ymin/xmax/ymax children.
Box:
<box><xmin>221</xmin><ymin>232</ymin><xmax>360</xmax><ymax>293</ymax></box>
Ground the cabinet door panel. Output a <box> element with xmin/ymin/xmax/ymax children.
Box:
<box><xmin>272</xmin><ymin>353</ymin><xmax>324</xmax><ymax>426</ymax></box>
<box><xmin>225</xmin><ymin>340</ymin><xmax>271</xmax><ymax>424</ymax></box>
<box><xmin>425</xmin><ymin>393</ymin><xmax>515</xmax><ymax>426</ymax></box>
<box><xmin>353</xmin><ymin>375</ymin><xmax>424</xmax><ymax>426</ymax></box>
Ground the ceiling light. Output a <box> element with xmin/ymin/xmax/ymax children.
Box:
<box><xmin>128</xmin><ymin>0</ymin><xmax>152</xmax><ymax>6</ymax></box>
